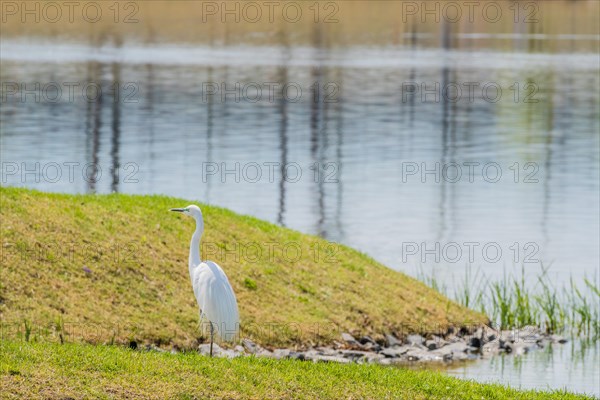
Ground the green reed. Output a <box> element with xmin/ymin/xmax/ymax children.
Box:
<box><xmin>417</xmin><ymin>264</ymin><xmax>600</xmax><ymax>339</ymax></box>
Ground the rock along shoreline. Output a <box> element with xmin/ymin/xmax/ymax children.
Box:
<box><xmin>154</xmin><ymin>325</ymin><xmax>568</xmax><ymax>365</ymax></box>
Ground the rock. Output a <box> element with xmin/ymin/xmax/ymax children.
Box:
<box><xmin>514</xmin><ymin>326</ymin><xmax>542</xmax><ymax>343</ymax></box>
<box><xmin>385</xmin><ymin>333</ymin><xmax>402</xmax><ymax>347</ymax></box>
<box><xmin>198</xmin><ymin>344</ymin><xmax>241</xmax><ymax>359</ymax></box>
<box><xmin>425</xmin><ymin>335</ymin><xmax>450</xmax><ymax>350</ymax></box>
<box><xmin>425</xmin><ymin>340</ymin><xmax>440</xmax><ymax>350</ymax></box>
<box><xmin>404</xmin><ymin>348</ymin><xmax>437</xmax><ymax>361</ymax></box>
<box><xmin>485</xmin><ymin>328</ymin><xmax>498</xmax><ymax>342</ymax></box>
<box><xmin>431</xmin><ymin>334</ymin><xmax>446</xmax><ymax>342</ymax></box>
<box><xmin>407</xmin><ymin>348</ymin><xmax>444</xmax><ymax>362</ymax></box>
<box><xmin>458</xmin><ymin>326</ymin><xmax>470</xmax><ymax>337</ymax></box>
<box><xmin>302</xmin><ymin>350</ymin><xmax>320</xmax><ymax>359</ymax></box>
<box><xmin>499</xmin><ymin>330</ymin><xmax>515</xmax><ymax>342</ymax></box>
<box><xmin>435</xmin><ymin>341</ymin><xmax>470</xmax><ymax>356</ymax></box>
<box><xmin>520</xmin><ymin>325</ymin><xmax>540</xmax><ymax>334</ymax></box>
<box><xmin>472</xmin><ymin>327</ymin><xmax>484</xmax><ymax>339</ymax></box>
<box><xmin>234</xmin><ymin>345</ymin><xmax>245</xmax><ymax>354</ymax></box>
<box><xmin>481</xmin><ymin>340</ymin><xmax>502</xmax><ymax>353</ymax></box>
<box><xmin>242</xmin><ymin>338</ymin><xmax>261</xmax><ymax>354</ymax></box>
<box><xmin>380</xmin><ymin>346</ymin><xmax>410</xmax><ymax>358</ymax></box>
<box><xmin>332</xmin><ymin>340</ymin><xmax>345</xmax><ymax>349</ymax></box>
<box><xmin>425</xmin><ymin>336</ymin><xmax>447</xmax><ymax>350</ymax></box>
<box><xmin>498</xmin><ymin>338</ymin><xmax>509</xmax><ymax>350</ymax></box>
<box><xmin>271</xmin><ymin>349</ymin><xmax>291</xmax><ymax>359</ymax></box>
<box><xmin>288</xmin><ymin>351</ymin><xmax>306</xmax><ymax>361</ymax></box>
<box><xmin>360</xmin><ymin>342</ymin><xmax>381</xmax><ymax>352</ymax></box>
<box><xmin>239</xmin><ymin>339</ymin><xmax>270</xmax><ymax>357</ymax></box>
<box><xmin>550</xmin><ymin>334</ymin><xmax>567</xmax><ymax>344</ymax></box>
<box><xmin>444</xmin><ymin>333</ymin><xmax>458</xmax><ymax>343</ymax></box>
<box><xmin>339</xmin><ymin>349</ymin><xmax>371</xmax><ymax>361</ymax></box>
<box><xmin>432</xmin><ymin>341</ymin><xmax>475</xmax><ymax>361</ymax></box>
<box><xmin>363</xmin><ymin>352</ymin><xmax>386</xmax><ymax>363</ymax></box>
<box><xmin>256</xmin><ymin>348</ymin><xmax>273</xmax><ymax>357</ymax></box>
<box><xmin>405</xmin><ymin>334</ymin><xmax>425</xmax><ymax>346</ymax></box>
<box><xmin>199</xmin><ymin>343</ymin><xmax>221</xmax><ymax>356</ymax></box>
<box><xmin>315</xmin><ymin>347</ymin><xmax>337</xmax><ymax>356</ymax></box>
<box><xmin>467</xmin><ymin>336</ymin><xmax>482</xmax><ymax>348</ymax></box>
<box><xmin>225</xmin><ymin>326</ymin><xmax>567</xmax><ymax>365</ymax></box>
<box><xmin>505</xmin><ymin>342</ymin><xmax>530</xmax><ymax>356</ymax></box>
<box><xmin>358</xmin><ymin>335</ymin><xmax>376</xmax><ymax>345</ymax></box>
<box><xmin>341</xmin><ymin>332</ymin><xmax>361</xmax><ymax>347</ymax></box>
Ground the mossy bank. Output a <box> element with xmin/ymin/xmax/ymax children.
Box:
<box><xmin>0</xmin><ymin>187</ymin><xmax>486</xmax><ymax>348</ymax></box>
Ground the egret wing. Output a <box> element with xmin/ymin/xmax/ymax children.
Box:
<box><xmin>191</xmin><ymin>261</ymin><xmax>239</xmax><ymax>342</ymax></box>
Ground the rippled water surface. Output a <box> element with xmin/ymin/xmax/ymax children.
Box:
<box><xmin>446</xmin><ymin>340</ymin><xmax>600</xmax><ymax>396</ymax></box>
<box><xmin>1</xmin><ymin>1</ymin><xmax>598</xmax><ymax>396</ymax></box>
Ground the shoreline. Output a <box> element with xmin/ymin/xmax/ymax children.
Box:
<box><xmin>157</xmin><ymin>325</ymin><xmax>571</xmax><ymax>365</ymax></box>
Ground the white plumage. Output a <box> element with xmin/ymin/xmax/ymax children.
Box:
<box><xmin>170</xmin><ymin>205</ymin><xmax>239</xmax><ymax>353</ymax></box>
<box><xmin>191</xmin><ymin>261</ymin><xmax>239</xmax><ymax>342</ymax></box>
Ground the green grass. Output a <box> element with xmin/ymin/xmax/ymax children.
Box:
<box><xmin>418</xmin><ymin>265</ymin><xmax>600</xmax><ymax>338</ymax></box>
<box><xmin>0</xmin><ymin>187</ymin><xmax>486</xmax><ymax>349</ymax></box>
<box><xmin>0</xmin><ymin>340</ymin><xmax>593</xmax><ymax>400</ymax></box>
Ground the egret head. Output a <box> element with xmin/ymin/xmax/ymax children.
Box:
<box><xmin>170</xmin><ymin>205</ymin><xmax>202</xmax><ymax>219</ymax></box>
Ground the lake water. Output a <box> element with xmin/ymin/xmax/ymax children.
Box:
<box><xmin>1</xmin><ymin>1</ymin><xmax>598</xmax><ymax>396</ymax></box>
<box><xmin>449</xmin><ymin>339</ymin><xmax>599</xmax><ymax>397</ymax></box>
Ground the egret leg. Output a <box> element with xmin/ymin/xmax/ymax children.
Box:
<box><xmin>209</xmin><ymin>322</ymin><xmax>214</xmax><ymax>357</ymax></box>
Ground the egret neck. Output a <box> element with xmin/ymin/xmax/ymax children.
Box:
<box><xmin>188</xmin><ymin>214</ymin><xmax>204</xmax><ymax>276</ymax></box>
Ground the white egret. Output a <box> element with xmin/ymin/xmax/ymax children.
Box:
<box><xmin>170</xmin><ymin>205</ymin><xmax>239</xmax><ymax>356</ymax></box>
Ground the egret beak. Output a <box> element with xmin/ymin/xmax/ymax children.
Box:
<box><xmin>170</xmin><ymin>208</ymin><xmax>185</xmax><ymax>212</ymax></box>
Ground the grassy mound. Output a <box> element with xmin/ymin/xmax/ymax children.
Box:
<box><xmin>0</xmin><ymin>187</ymin><xmax>486</xmax><ymax>348</ymax></box>
<box><xmin>1</xmin><ymin>340</ymin><xmax>591</xmax><ymax>400</ymax></box>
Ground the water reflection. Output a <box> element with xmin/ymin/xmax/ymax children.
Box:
<box><xmin>445</xmin><ymin>339</ymin><xmax>600</xmax><ymax>397</ymax></box>
<box><xmin>111</xmin><ymin>61</ymin><xmax>122</xmax><ymax>193</ymax></box>
<box><xmin>86</xmin><ymin>61</ymin><xmax>102</xmax><ymax>194</ymax></box>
